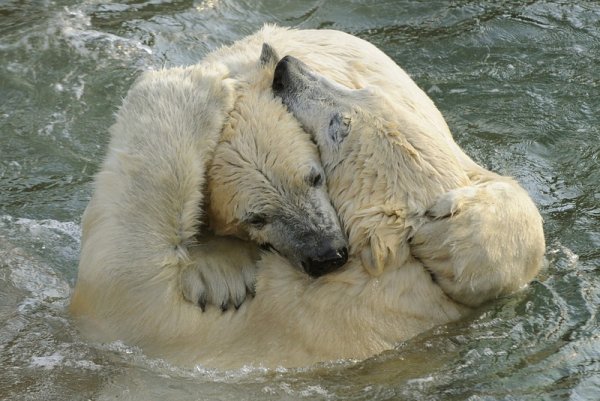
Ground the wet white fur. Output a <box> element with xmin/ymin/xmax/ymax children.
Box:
<box><xmin>71</xmin><ymin>26</ymin><xmax>545</xmax><ymax>369</ymax></box>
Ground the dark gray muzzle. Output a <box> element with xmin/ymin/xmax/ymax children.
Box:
<box><xmin>272</xmin><ymin>55</ymin><xmax>313</xmax><ymax>99</ymax></box>
<box><xmin>302</xmin><ymin>243</ymin><xmax>348</xmax><ymax>278</ymax></box>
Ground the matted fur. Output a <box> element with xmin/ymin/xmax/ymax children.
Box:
<box><xmin>71</xmin><ymin>25</ymin><xmax>545</xmax><ymax>369</ymax></box>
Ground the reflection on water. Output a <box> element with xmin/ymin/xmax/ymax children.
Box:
<box><xmin>1</xmin><ymin>1</ymin><xmax>598</xmax><ymax>400</ymax></box>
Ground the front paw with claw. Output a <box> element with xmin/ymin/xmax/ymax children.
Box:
<box><xmin>410</xmin><ymin>180</ymin><xmax>545</xmax><ymax>307</ymax></box>
<box><xmin>180</xmin><ymin>236</ymin><xmax>260</xmax><ymax>312</ymax></box>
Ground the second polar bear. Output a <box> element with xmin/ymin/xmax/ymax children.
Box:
<box><xmin>273</xmin><ymin>54</ymin><xmax>545</xmax><ymax>307</ymax></box>
<box><xmin>71</xmin><ymin>26</ymin><xmax>545</xmax><ymax>369</ymax></box>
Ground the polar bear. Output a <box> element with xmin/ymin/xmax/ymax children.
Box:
<box><xmin>71</xmin><ymin>49</ymin><xmax>348</xmax><ymax>312</ymax></box>
<box><xmin>71</xmin><ymin>25</ymin><xmax>545</xmax><ymax>369</ymax></box>
<box><xmin>272</xmin><ymin>54</ymin><xmax>545</xmax><ymax>307</ymax></box>
<box><xmin>70</xmin><ymin>41</ymin><xmax>348</xmax><ymax>323</ymax></box>
<box><xmin>179</xmin><ymin>47</ymin><xmax>349</xmax><ymax>311</ymax></box>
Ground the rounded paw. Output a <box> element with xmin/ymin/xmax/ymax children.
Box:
<box><xmin>181</xmin><ymin>262</ymin><xmax>257</xmax><ymax>312</ymax></box>
<box><xmin>410</xmin><ymin>180</ymin><xmax>545</xmax><ymax>307</ymax></box>
<box><xmin>180</xmin><ymin>236</ymin><xmax>261</xmax><ymax>312</ymax></box>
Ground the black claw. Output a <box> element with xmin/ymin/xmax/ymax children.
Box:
<box><xmin>246</xmin><ymin>283</ymin><xmax>256</xmax><ymax>297</ymax></box>
<box><xmin>198</xmin><ymin>295</ymin><xmax>207</xmax><ymax>312</ymax></box>
<box><xmin>234</xmin><ymin>300</ymin><xmax>243</xmax><ymax>310</ymax></box>
<box><xmin>220</xmin><ymin>302</ymin><xmax>229</xmax><ymax>312</ymax></box>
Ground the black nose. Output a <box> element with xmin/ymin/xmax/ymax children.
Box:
<box><xmin>272</xmin><ymin>56</ymin><xmax>292</xmax><ymax>93</ymax></box>
<box><xmin>303</xmin><ymin>246</ymin><xmax>349</xmax><ymax>278</ymax></box>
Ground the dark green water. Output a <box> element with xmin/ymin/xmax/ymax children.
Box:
<box><xmin>1</xmin><ymin>1</ymin><xmax>598</xmax><ymax>400</ymax></box>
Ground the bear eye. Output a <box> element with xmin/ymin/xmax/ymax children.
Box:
<box><xmin>246</xmin><ymin>213</ymin><xmax>268</xmax><ymax>229</ymax></box>
<box><xmin>307</xmin><ymin>170</ymin><xmax>323</xmax><ymax>187</ymax></box>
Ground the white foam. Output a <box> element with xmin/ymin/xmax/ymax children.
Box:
<box><xmin>27</xmin><ymin>349</ymin><xmax>104</xmax><ymax>371</ymax></box>
<box><xmin>73</xmin><ymin>75</ymin><xmax>85</xmax><ymax>100</ymax></box>
<box><xmin>299</xmin><ymin>385</ymin><xmax>332</xmax><ymax>398</ymax></box>
<box><xmin>57</xmin><ymin>6</ymin><xmax>152</xmax><ymax>62</ymax></box>
<box><xmin>37</xmin><ymin>111</ymin><xmax>66</xmax><ymax>136</ymax></box>
<box><xmin>427</xmin><ymin>85</ymin><xmax>442</xmax><ymax>94</ymax></box>
<box><xmin>546</xmin><ymin>242</ymin><xmax>580</xmax><ymax>271</ymax></box>
<box><xmin>406</xmin><ymin>375</ymin><xmax>435</xmax><ymax>385</ymax></box>
<box><xmin>29</xmin><ymin>352</ymin><xmax>65</xmax><ymax>370</ymax></box>
<box><xmin>1</xmin><ymin>215</ymin><xmax>77</xmax><ymax>299</ymax></box>
<box><xmin>262</xmin><ymin>382</ymin><xmax>333</xmax><ymax>399</ymax></box>
<box><xmin>8</xmin><ymin>160</ymin><xmax>21</xmax><ymax>169</ymax></box>
<box><xmin>6</xmin><ymin>216</ymin><xmax>81</xmax><ymax>243</ymax></box>
<box><xmin>9</xmin><ymin>254</ymin><xmax>71</xmax><ymax>300</ymax></box>
<box><xmin>69</xmin><ymin>359</ymin><xmax>103</xmax><ymax>370</ymax></box>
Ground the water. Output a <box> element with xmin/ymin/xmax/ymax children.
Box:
<box><xmin>1</xmin><ymin>1</ymin><xmax>598</xmax><ymax>399</ymax></box>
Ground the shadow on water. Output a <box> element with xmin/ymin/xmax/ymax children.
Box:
<box><xmin>1</xmin><ymin>0</ymin><xmax>598</xmax><ymax>400</ymax></box>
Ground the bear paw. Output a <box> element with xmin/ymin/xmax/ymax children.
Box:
<box><xmin>410</xmin><ymin>181</ymin><xmax>545</xmax><ymax>307</ymax></box>
<box><xmin>180</xmin><ymin>262</ymin><xmax>257</xmax><ymax>312</ymax></box>
<box><xmin>180</xmin><ymin>236</ymin><xmax>260</xmax><ymax>312</ymax></box>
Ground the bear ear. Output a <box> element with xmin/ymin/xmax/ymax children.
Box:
<box><xmin>259</xmin><ymin>42</ymin><xmax>279</xmax><ymax>68</ymax></box>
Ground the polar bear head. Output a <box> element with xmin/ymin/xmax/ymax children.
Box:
<box><xmin>271</xmin><ymin>55</ymin><xmax>386</xmax><ymax>173</ymax></box>
<box><xmin>272</xmin><ymin>54</ymin><xmax>417</xmax><ymax>276</ymax></box>
<box><xmin>207</xmin><ymin>45</ymin><xmax>348</xmax><ymax>278</ymax></box>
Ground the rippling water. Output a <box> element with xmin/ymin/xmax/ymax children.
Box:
<box><xmin>1</xmin><ymin>1</ymin><xmax>598</xmax><ymax>400</ymax></box>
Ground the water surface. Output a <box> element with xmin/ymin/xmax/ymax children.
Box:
<box><xmin>1</xmin><ymin>1</ymin><xmax>598</xmax><ymax>400</ymax></box>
